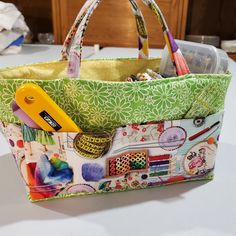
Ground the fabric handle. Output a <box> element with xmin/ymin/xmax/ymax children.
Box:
<box><xmin>61</xmin><ymin>0</ymin><xmax>149</xmax><ymax>61</ymax></box>
<box><xmin>66</xmin><ymin>0</ymin><xmax>190</xmax><ymax>78</ymax></box>
<box><xmin>142</xmin><ymin>0</ymin><xmax>190</xmax><ymax>76</ymax></box>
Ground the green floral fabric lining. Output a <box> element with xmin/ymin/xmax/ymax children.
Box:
<box><xmin>0</xmin><ymin>73</ymin><xmax>231</xmax><ymax>131</ymax></box>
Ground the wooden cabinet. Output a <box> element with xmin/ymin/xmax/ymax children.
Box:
<box><xmin>228</xmin><ymin>53</ymin><xmax>236</xmax><ymax>61</ymax></box>
<box><xmin>52</xmin><ymin>0</ymin><xmax>188</xmax><ymax>48</ymax></box>
<box><xmin>2</xmin><ymin>0</ymin><xmax>52</xmax><ymax>42</ymax></box>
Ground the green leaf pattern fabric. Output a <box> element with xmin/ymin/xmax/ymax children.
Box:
<box><xmin>0</xmin><ymin>73</ymin><xmax>231</xmax><ymax>131</ymax></box>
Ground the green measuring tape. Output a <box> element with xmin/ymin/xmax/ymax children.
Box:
<box><xmin>73</xmin><ymin>131</ymin><xmax>114</xmax><ymax>159</ymax></box>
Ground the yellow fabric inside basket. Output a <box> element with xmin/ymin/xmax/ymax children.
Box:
<box><xmin>0</xmin><ymin>58</ymin><xmax>160</xmax><ymax>82</ymax></box>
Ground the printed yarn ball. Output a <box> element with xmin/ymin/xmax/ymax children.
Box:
<box><xmin>82</xmin><ymin>163</ymin><xmax>104</xmax><ymax>182</ymax></box>
<box><xmin>50</xmin><ymin>157</ymin><xmax>69</xmax><ymax>170</ymax></box>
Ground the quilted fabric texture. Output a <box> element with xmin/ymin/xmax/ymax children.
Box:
<box><xmin>0</xmin><ymin>72</ymin><xmax>231</xmax><ymax>132</ymax></box>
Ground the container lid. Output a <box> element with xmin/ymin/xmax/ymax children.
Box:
<box><xmin>160</xmin><ymin>40</ymin><xmax>220</xmax><ymax>76</ymax></box>
<box><xmin>216</xmin><ymin>48</ymin><xmax>229</xmax><ymax>73</ymax></box>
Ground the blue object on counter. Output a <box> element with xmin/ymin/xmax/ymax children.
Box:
<box><xmin>7</xmin><ymin>35</ymin><xmax>24</xmax><ymax>48</ymax></box>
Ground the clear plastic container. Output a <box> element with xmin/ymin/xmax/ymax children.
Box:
<box><xmin>159</xmin><ymin>40</ymin><xmax>229</xmax><ymax>77</ymax></box>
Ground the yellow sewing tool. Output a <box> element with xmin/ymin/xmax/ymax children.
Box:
<box><xmin>15</xmin><ymin>83</ymin><xmax>82</xmax><ymax>132</ymax></box>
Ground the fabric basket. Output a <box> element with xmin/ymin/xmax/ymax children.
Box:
<box><xmin>0</xmin><ymin>0</ymin><xmax>231</xmax><ymax>202</ymax></box>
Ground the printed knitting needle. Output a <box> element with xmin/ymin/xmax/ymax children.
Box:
<box><xmin>188</xmin><ymin>121</ymin><xmax>220</xmax><ymax>141</ymax></box>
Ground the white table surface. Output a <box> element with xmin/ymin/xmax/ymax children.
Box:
<box><xmin>0</xmin><ymin>46</ymin><xmax>236</xmax><ymax>236</ymax></box>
